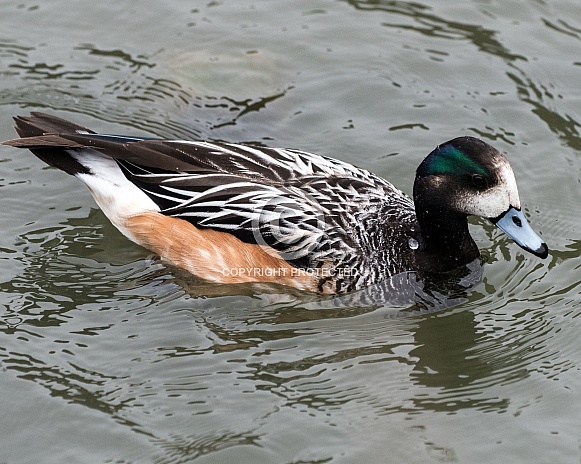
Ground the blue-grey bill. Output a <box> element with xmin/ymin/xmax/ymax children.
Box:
<box><xmin>492</xmin><ymin>207</ymin><xmax>548</xmax><ymax>259</ymax></box>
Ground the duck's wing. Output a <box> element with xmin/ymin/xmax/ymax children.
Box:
<box><xmin>4</xmin><ymin>113</ymin><xmax>412</xmax><ymax>271</ymax></box>
<box><xmin>112</xmin><ymin>140</ymin><xmax>407</xmax><ymax>269</ymax></box>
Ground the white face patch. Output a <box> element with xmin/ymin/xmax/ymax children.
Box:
<box><xmin>454</xmin><ymin>158</ymin><xmax>521</xmax><ymax>219</ymax></box>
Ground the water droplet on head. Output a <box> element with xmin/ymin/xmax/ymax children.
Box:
<box><xmin>408</xmin><ymin>237</ymin><xmax>419</xmax><ymax>250</ymax></box>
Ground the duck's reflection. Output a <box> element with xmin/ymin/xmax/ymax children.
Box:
<box><xmin>171</xmin><ymin>257</ymin><xmax>484</xmax><ymax>316</ymax></box>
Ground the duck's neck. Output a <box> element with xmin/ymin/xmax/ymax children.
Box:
<box><xmin>414</xmin><ymin>199</ymin><xmax>480</xmax><ymax>272</ymax></box>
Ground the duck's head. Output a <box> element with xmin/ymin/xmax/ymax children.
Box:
<box><xmin>414</xmin><ymin>136</ymin><xmax>548</xmax><ymax>259</ymax></box>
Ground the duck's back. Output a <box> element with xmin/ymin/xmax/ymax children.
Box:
<box><xmin>113</xmin><ymin>140</ymin><xmax>418</xmax><ymax>292</ymax></box>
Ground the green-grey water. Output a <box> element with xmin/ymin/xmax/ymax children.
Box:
<box><xmin>1</xmin><ymin>1</ymin><xmax>580</xmax><ymax>463</ymax></box>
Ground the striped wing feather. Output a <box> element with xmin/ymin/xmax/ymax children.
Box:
<box><xmin>108</xmin><ymin>139</ymin><xmax>411</xmax><ymax>269</ymax></box>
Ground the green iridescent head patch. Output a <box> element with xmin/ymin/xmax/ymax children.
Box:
<box><xmin>424</xmin><ymin>145</ymin><xmax>488</xmax><ymax>177</ymax></box>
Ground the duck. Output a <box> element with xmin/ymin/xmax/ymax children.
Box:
<box><xmin>2</xmin><ymin>112</ymin><xmax>548</xmax><ymax>294</ymax></box>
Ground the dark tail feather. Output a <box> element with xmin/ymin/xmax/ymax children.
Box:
<box><xmin>2</xmin><ymin>112</ymin><xmax>95</xmax><ymax>175</ymax></box>
<box><xmin>11</xmin><ymin>112</ymin><xmax>96</xmax><ymax>138</ymax></box>
<box><xmin>4</xmin><ymin>113</ymin><xmax>196</xmax><ymax>173</ymax></box>
<box><xmin>4</xmin><ymin>112</ymin><xmax>198</xmax><ymax>174</ymax></box>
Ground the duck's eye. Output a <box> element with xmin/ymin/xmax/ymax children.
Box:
<box><xmin>471</xmin><ymin>174</ymin><xmax>487</xmax><ymax>188</ymax></box>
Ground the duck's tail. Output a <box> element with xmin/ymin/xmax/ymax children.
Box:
<box><xmin>2</xmin><ymin>112</ymin><xmax>160</xmax><ymax>241</ymax></box>
<box><xmin>2</xmin><ymin>112</ymin><xmax>98</xmax><ymax>175</ymax></box>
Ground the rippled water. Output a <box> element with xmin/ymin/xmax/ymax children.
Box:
<box><xmin>1</xmin><ymin>0</ymin><xmax>580</xmax><ymax>463</ymax></box>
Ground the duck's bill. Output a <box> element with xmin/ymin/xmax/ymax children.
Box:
<box><xmin>491</xmin><ymin>207</ymin><xmax>548</xmax><ymax>259</ymax></box>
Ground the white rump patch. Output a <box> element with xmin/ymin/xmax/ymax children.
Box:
<box><xmin>69</xmin><ymin>149</ymin><xmax>160</xmax><ymax>242</ymax></box>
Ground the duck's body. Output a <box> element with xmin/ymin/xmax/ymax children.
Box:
<box><xmin>3</xmin><ymin>113</ymin><xmax>548</xmax><ymax>294</ymax></box>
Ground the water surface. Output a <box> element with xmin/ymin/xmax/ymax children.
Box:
<box><xmin>1</xmin><ymin>0</ymin><xmax>580</xmax><ymax>463</ymax></box>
